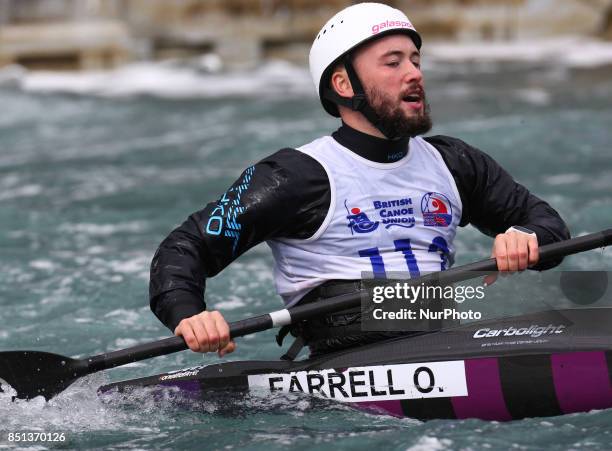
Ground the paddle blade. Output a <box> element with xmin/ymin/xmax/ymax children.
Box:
<box><xmin>0</xmin><ymin>351</ymin><xmax>88</xmax><ymax>401</ymax></box>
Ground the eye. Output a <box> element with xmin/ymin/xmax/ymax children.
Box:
<box><xmin>412</xmin><ymin>60</ymin><xmax>421</xmax><ymax>69</ymax></box>
<box><xmin>386</xmin><ymin>61</ymin><xmax>400</xmax><ymax>68</ymax></box>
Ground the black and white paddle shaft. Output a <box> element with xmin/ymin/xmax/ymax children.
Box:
<box><xmin>0</xmin><ymin>229</ymin><xmax>609</xmax><ymax>401</ymax></box>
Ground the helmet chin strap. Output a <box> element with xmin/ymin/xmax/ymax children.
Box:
<box><xmin>322</xmin><ymin>55</ymin><xmax>406</xmax><ymax>141</ymax></box>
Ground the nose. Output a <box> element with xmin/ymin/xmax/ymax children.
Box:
<box><xmin>403</xmin><ymin>61</ymin><xmax>423</xmax><ymax>85</ymax></box>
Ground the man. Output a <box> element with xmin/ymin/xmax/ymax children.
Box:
<box><xmin>149</xmin><ymin>3</ymin><xmax>569</xmax><ymax>357</ymax></box>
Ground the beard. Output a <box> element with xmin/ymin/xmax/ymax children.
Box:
<box><xmin>365</xmin><ymin>86</ymin><xmax>433</xmax><ymax>139</ymax></box>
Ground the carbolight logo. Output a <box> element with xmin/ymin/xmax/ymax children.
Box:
<box><xmin>473</xmin><ymin>324</ymin><xmax>566</xmax><ymax>339</ymax></box>
<box><xmin>159</xmin><ymin>370</ymin><xmax>200</xmax><ymax>381</ymax></box>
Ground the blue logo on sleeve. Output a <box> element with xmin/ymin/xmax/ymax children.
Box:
<box><xmin>205</xmin><ymin>166</ymin><xmax>255</xmax><ymax>254</ymax></box>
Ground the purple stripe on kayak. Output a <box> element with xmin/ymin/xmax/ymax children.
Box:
<box><xmin>451</xmin><ymin>358</ymin><xmax>512</xmax><ymax>421</ymax></box>
<box><xmin>356</xmin><ymin>400</ymin><xmax>404</xmax><ymax>417</ymax></box>
<box><xmin>552</xmin><ymin>351</ymin><xmax>612</xmax><ymax>414</ymax></box>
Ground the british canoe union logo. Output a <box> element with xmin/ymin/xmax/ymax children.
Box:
<box><xmin>421</xmin><ymin>192</ymin><xmax>452</xmax><ymax>227</ymax></box>
<box><xmin>373</xmin><ymin>198</ymin><xmax>416</xmax><ymax>229</ymax></box>
<box><xmin>345</xmin><ymin>200</ymin><xmax>379</xmax><ymax>234</ymax></box>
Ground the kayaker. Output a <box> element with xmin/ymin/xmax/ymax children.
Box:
<box><xmin>149</xmin><ymin>3</ymin><xmax>570</xmax><ymax>357</ymax></box>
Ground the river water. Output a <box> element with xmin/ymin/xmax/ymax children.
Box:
<box><xmin>0</xmin><ymin>51</ymin><xmax>611</xmax><ymax>450</ymax></box>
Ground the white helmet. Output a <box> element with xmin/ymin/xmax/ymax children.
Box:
<box><xmin>309</xmin><ymin>2</ymin><xmax>421</xmax><ymax>118</ymax></box>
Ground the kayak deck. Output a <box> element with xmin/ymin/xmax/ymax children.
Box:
<box><xmin>99</xmin><ymin>308</ymin><xmax>612</xmax><ymax>421</ymax></box>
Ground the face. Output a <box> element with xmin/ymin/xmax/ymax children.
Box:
<box><xmin>352</xmin><ymin>34</ymin><xmax>432</xmax><ymax>138</ymax></box>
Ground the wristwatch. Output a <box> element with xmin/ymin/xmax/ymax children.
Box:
<box><xmin>506</xmin><ymin>226</ymin><xmax>537</xmax><ymax>237</ymax></box>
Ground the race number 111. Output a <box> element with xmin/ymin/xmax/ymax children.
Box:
<box><xmin>359</xmin><ymin>237</ymin><xmax>450</xmax><ymax>278</ymax></box>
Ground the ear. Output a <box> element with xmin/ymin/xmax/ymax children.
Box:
<box><xmin>330</xmin><ymin>67</ymin><xmax>354</xmax><ymax>98</ymax></box>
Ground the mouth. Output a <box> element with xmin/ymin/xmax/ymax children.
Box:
<box><xmin>401</xmin><ymin>91</ymin><xmax>424</xmax><ymax>109</ymax></box>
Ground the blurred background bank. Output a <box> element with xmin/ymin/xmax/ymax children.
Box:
<box><xmin>1</xmin><ymin>0</ymin><xmax>612</xmax><ymax>72</ymax></box>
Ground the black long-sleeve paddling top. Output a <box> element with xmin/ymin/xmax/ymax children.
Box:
<box><xmin>149</xmin><ymin>124</ymin><xmax>570</xmax><ymax>331</ymax></box>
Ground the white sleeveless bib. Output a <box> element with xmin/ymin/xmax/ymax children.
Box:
<box><xmin>267</xmin><ymin>135</ymin><xmax>462</xmax><ymax>306</ymax></box>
